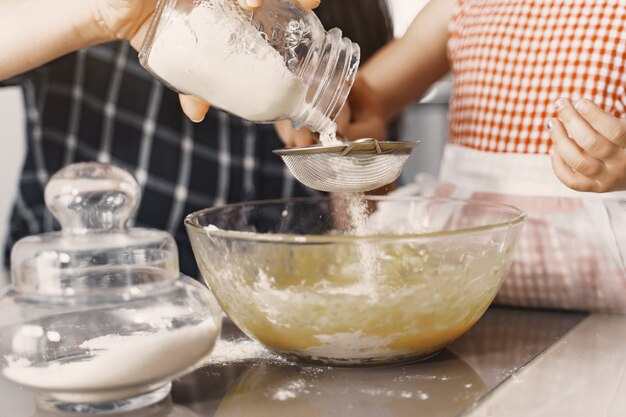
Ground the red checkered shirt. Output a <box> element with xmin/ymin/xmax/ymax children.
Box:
<box><xmin>448</xmin><ymin>0</ymin><xmax>626</xmax><ymax>154</ymax></box>
<box><xmin>440</xmin><ymin>0</ymin><xmax>626</xmax><ymax>312</ymax></box>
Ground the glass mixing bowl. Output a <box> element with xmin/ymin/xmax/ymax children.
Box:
<box><xmin>185</xmin><ymin>196</ymin><xmax>525</xmax><ymax>366</ymax></box>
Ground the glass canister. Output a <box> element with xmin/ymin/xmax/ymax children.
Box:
<box><xmin>139</xmin><ymin>0</ymin><xmax>360</xmax><ymax>135</ymax></box>
<box><xmin>0</xmin><ymin>163</ymin><xmax>222</xmax><ymax>414</ymax></box>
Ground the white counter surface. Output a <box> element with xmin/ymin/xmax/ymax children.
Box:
<box><xmin>467</xmin><ymin>314</ymin><xmax>626</xmax><ymax>417</ymax></box>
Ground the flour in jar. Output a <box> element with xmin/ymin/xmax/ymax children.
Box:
<box><xmin>3</xmin><ymin>318</ymin><xmax>219</xmax><ymax>401</ymax></box>
<box><xmin>146</xmin><ymin>0</ymin><xmax>340</xmax><ymax>145</ymax></box>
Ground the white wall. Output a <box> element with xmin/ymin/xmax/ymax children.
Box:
<box><xmin>399</xmin><ymin>78</ymin><xmax>451</xmax><ymax>183</ymax></box>
<box><xmin>388</xmin><ymin>1</ymin><xmax>450</xmax><ymax>183</ymax></box>
<box><xmin>0</xmin><ymin>87</ymin><xmax>26</xmax><ymax>280</ymax></box>
<box><xmin>388</xmin><ymin>0</ymin><xmax>430</xmax><ymax>37</ymax></box>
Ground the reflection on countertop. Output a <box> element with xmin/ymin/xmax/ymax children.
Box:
<box><xmin>28</xmin><ymin>397</ymin><xmax>198</xmax><ymax>417</ymax></box>
<box><xmin>178</xmin><ymin>351</ymin><xmax>486</xmax><ymax>417</ymax></box>
<box><xmin>466</xmin><ymin>314</ymin><xmax>626</xmax><ymax>417</ymax></box>
<box><xmin>449</xmin><ymin>307</ymin><xmax>585</xmax><ymax>388</ymax></box>
<box><xmin>0</xmin><ymin>307</ymin><xmax>587</xmax><ymax>417</ymax></box>
<box><xmin>172</xmin><ymin>307</ymin><xmax>584</xmax><ymax>417</ymax></box>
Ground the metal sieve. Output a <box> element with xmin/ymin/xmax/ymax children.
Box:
<box><xmin>273</xmin><ymin>139</ymin><xmax>419</xmax><ymax>193</ymax></box>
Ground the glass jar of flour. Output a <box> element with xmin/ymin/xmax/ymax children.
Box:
<box><xmin>0</xmin><ymin>163</ymin><xmax>222</xmax><ymax>414</ymax></box>
<box><xmin>139</xmin><ymin>0</ymin><xmax>360</xmax><ymax>136</ymax></box>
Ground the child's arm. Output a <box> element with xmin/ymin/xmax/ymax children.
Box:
<box><xmin>276</xmin><ymin>0</ymin><xmax>454</xmax><ymax>145</ymax></box>
<box><xmin>359</xmin><ymin>0</ymin><xmax>454</xmax><ymax>124</ymax></box>
<box><xmin>548</xmin><ymin>98</ymin><xmax>626</xmax><ymax>192</ymax></box>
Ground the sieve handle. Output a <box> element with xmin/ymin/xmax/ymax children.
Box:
<box><xmin>341</xmin><ymin>138</ymin><xmax>382</xmax><ymax>156</ymax></box>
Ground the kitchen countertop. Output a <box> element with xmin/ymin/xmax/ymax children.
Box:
<box><xmin>466</xmin><ymin>313</ymin><xmax>626</xmax><ymax>417</ymax></box>
<box><xmin>2</xmin><ymin>303</ymin><xmax>624</xmax><ymax>417</ymax></box>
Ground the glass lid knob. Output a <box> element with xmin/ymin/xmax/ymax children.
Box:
<box><xmin>44</xmin><ymin>162</ymin><xmax>141</xmax><ymax>235</ymax></box>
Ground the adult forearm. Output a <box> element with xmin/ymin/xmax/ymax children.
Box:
<box><xmin>0</xmin><ymin>0</ymin><xmax>114</xmax><ymax>80</ymax></box>
<box><xmin>360</xmin><ymin>0</ymin><xmax>454</xmax><ymax>122</ymax></box>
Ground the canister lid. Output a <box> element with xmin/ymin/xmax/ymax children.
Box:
<box><xmin>10</xmin><ymin>163</ymin><xmax>179</xmax><ymax>295</ymax></box>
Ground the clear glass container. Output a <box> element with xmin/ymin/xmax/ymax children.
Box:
<box><xmin>185</xmin><ymin>196</ymin><xmax>526</xmax><ymax>366</ymax></box>
<box><xmin>139</xmin><ymin>0</ymin><xmax>360</xmax><ymax>134</ymax></box>
<box><xmin>0</xmin><ymin>163</ymin><xmax>222</xmax><ymax>413</ymax></box>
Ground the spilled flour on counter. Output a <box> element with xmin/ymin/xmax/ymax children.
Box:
<box><xmin>206</xmin><ymin>337</ymin><xmax>289</xmax><ymax>366</ymax></box>
<box><xmin>271</xmin><ymin>379</ymin><xmax>310</xmax><ymax>401</ymax></box>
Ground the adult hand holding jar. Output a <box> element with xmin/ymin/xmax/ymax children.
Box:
<box><xmin>97</xmin><ymin>0</ymin><xmax>323</xmax><ymax>123</ymax></box>
<box><xmin>0</xmin><ymin>0</ymin><xmax>320</xmax><ymax>122</ymax></box>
